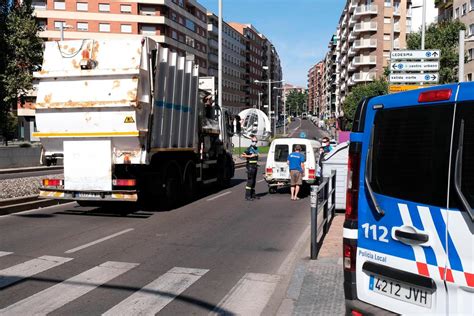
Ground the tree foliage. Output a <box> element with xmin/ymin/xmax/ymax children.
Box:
<box><xmin>286</xmin><ymin>90</ymin><xmax>307</xmax><ymax>115</ymax></box>
<box><xmin>0</xmin><ymin>0</ymin><xmax>43</xmax><ymax>143</ymax></box>
<box><xmin>407</xmin><ymin>20</ymin><xmax>466</xmax><ymax>84</ymax></box>
<box><xmin>341</xmin><ymin>79</ymin><xmax>388</xmax><ymax>130</ymax></box>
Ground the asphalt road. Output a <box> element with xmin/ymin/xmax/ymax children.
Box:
<box><xmin>0</xmin><ymin>119</ymin><xmax>329</xmax><ymax>315</ymax></box>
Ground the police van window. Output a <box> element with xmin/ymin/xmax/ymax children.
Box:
<box><xmin>275</xmin><ymin>145</ymin><xmax>289</xmax><ymax>162</ymax></box>
<box><xmin>458</xmin><ymin>103</ymin><xmax>474</xmax><ymax>207</ymax></box>
<box><xmin>370</xmin><ymin>103</ymin><xmax>454</xmax><ymax>208</ymax></box>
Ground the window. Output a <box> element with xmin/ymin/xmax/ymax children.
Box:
<box><xmin>463</xmin><ymin>3</ymin><xmax>468</xmax><ymax>15</ymax></box>
<box><xmin>185</xmin><ymin>19</ymin><xmax>195</xmax><ymax>31</ymax></box>
<box><xmin>455</xmin><ymin>7</ymin><xmax>460</xmax><ymax>18</ymax></box>
<box><xmin>383</xmin><ymin>34</ymin><xmax>391</xmax><ymax>40</ymax></box>
<box><xmin>186</xmin><ymin>35</ymin><xmax>195</xmax><ymax>47</ymax></box>
<box><xmin>76</xmin><ymin>2</ymin><xmax>87</xmax><ymax>11</ymax></box>
<box><xmin>54</xmin><ymin>21</ymin><xmax>65</xmax><ymax>29</ymax></box>
<box><xmin>469</xmin><ymin>48</ymin><xmax>474</xmax><ymax>61</ymax></box>
<box><xmin>471</xmin><ymin>0</ymin><xmax>474</xmax><ymax>11</ymax></box>
<box><xmin>120</xmin><ymin>4</ymin><xmax>131</xmax><ymax>13</ymax></box>
<box><xmin>370</xmin><ymin>104</ymin><xmax>454</xmax><ymax>207</ymax></box>
<box><xmin>99</xmin><ymin>3</ymin><xmax>110</xmax><ymax>12</ymax></box>
<box><xmin>77</xmin><ymin>22</ymin><xmax>88</xmax><ymax>31</ymax></box>
<box><xmin>274</xmin><ymin>145</ymin><xmax>289</xmax><ymax>162</ymax></box>
<box><xmin>121</xmin><ymin>24</ymin><xmax>132</xmax><ymax>33</ymax></box>
<box><xmin>54</xmin><ymin>0</ymin><xmax>65</xmax><ymax>10</ymax></box>
<box><xmin>99</xmin><ymin>23</ymin><xmax>110</xmax><ymax>32</ymax></box>
<box><xmin>171</xmin><ymin>30</ymin><xmax>178</xmax><ymax>40</ymax></box>
<box><xmin>140</xmin><ymin>6</ymin><xmax>155</xmax><ymax>16</ymax></box>
<box><xmin>384</xmin><ymin>0</ymin><xmax>391</xmax><ymax>7</ymax></box>
<box><xmin>452</xmin><ymin>102</ymin><xmax>474</xmax><ymax>208</ymax></box>
<box><xmin>467</xmin><ymin>73</ymin><xmax>473</xmax><ymax>81</ymax></box>
<box><xmin>140</xmin><ymin>25</ymin><xmax>156</xmax><ymax>35</ymax></box>
<box><xmin>470</xmin><ymin>24</ymin><xmax>474</xmax><ymax>36</ymax></box>
<box><xmin>384</xmin><ymin>17</ymin><xmax>391</xmax><ymax>24</ymax></box>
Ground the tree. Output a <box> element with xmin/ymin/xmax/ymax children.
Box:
<box><xmin>0</xmin><ymin>0</ymin><xmax>43</xmax><ymax>144</ymax></box>
<box><xmin>341</xmin><ymin>79</ymin><xmax>388</xmax><ymax>130</ymax></box>
<box><xmin>407</xmin><ymin>20</ymin><xmax>466</xmax><ymax>84</ymax></box>
<box><xmin>286</xmin><ymin>90</ymin><xmax>307</xmax><ymax>115</ymax></box>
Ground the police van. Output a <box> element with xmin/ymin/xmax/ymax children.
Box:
<box><xmin>344</xmin><ymin>83</ymin><xmax>473</xmax><ymax>315</ymax></box>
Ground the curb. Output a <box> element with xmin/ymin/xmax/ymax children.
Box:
<box><xmin>0</xmin><ymin>195</ymin><xmax>71</xmax><ymax>216</ymax></box>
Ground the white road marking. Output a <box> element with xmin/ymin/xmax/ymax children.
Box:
<box><xmin>0</xmin><ymin>251</ymin><xmax>12</xmax><ymax>258</ymax></box>
<box><xmin>0</xmin><ymin>202</ymin><xmax>77</xmax><ymax>218</ymax></box>
<box><xmin>0</xmin><ymin>255</ymin><xmax>73</xmax><ymax>289</ymax></box>
<box><xmin>103</xmin><ymin>267</ymin><xmax>208</xmax><ymax>316</ymax></box>
<box><xmin>206</xmin><ymin>191</ymin><xmax>231</xmax><ymax>201</ymax></box>
<box><xmin>0</xmin><ymin>261</ymin><xmax>138</xmax><ymax>315</ymax></box>
<box><xmin>212</xmin><ymin>273</ymin><xmax>281</xmax><ymax>316</ymax></box>
<box><xmin>65</xmin><ymin>228</ymin><xmax>134</xmax><ymax>254</ymax></box>
<box><xmin>257</xmin><ymin>179</ymin><xmax>265</xmax><ymax>183</ymax></box>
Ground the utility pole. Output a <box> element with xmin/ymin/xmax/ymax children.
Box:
<box><xmin>218</xmin><ymin>0</ymin><xmax>223</xmax><ymax>111</ymax></box>
<box><xmin>459</xmin><ymin>30</ymin><xmax>465</xmax><ymax>82</ymax></box>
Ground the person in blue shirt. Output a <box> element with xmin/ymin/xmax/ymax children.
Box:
<box><xmin>287</xmin><ymin>145</ymin><xmax>305</xmax><ymax>200</ymax></box>
<box><xmin>241</xmin><ymin>135</ymin><xmax>259</xmax><ymax>201</ymax></box>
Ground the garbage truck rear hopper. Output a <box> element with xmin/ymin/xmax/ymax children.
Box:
<box><xmin>34</xmin><ymin>38</ymin><xmax>235</xmax><ymax>208</ymax></box>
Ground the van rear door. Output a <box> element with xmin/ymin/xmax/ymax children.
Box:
<box><xmin>272</xmin><ymin>143</ymin><xmax>289</xmax><ymax>179</ymax></box>
<box><xmin>446</xmin><ymin>86</ymin><xmax>474</xmax><ymax>314</ymax></box>
<box><xmin>356</xmin><ymin>89</ymin><xmax>457</xmax><ymax>314</ymax></box>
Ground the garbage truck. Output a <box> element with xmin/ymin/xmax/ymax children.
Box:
<box><xmin>33</xmin><ymin>38</ymin><xmax>235</xmax><ymax>208</ymax></box>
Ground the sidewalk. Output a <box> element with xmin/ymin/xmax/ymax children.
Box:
<box><xmin>282</xmin><ymin>214</ymin><xmax>345</xmax><ymax>315</ymax></box>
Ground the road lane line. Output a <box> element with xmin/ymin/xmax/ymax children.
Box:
<box><xmin>206</xmin><ymin>191</ymin><xmax>231</xmax><ymax>201</ymax></box>
<box><xmin>65</xmin><ymin>228</ymin><xmax>134</xmax><ymax>254</ymax></box>
<box><xmin>0</xmin><ymin>261</ymin><xmax>138</xmax><ymax>315</ymax></box>
<box><xmin>257</xmin><ymin>179</ymin><xmax>265</xmax><ymax>183</ymax></box>
<box><xmin>0</xmin><ymin>251</ymin><xmax>12</xmax><ymax>258</ymax></box>
<box><xmin>212</xmin><ymin>273</ymin><xmax>281</xmax><ymax>315</ymax></box>
<box><xmin>103</xmin><ymin>267</ymin><xmax>208</xmax><ymax>315</ymax></box>
<box><xmin>0</xmin><ymin>255</ymin><xmax>73</xmax><ymax>289</ymax></box>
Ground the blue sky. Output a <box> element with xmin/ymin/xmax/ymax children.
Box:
<box><xmin>199</xmin><ymin>0</ymin><xmax>347</xmax><ymax>87</ymax></box>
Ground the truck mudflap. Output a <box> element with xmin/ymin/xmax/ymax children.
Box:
<box><xmin>39</xmin><ymin>188</ymin><xmax>138</xmax><ymax>202</ymax></box>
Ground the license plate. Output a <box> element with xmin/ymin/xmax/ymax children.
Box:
<box><xmin>369</xmin><ymin>275</ymin><xmax>432</xmax><ymax>308</ymax></box>
<box><xmin>76</xmin><ymin>192</ymin><xmax>101</xmax><ymax>198</ymax></box>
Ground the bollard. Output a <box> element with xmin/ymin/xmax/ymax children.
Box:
<box><xmin>310</xmin><ymin>184</ymin><xmax>318</xmax><ymax>260</ymax></box>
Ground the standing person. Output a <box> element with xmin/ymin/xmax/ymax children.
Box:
<box><xmin>241</xmin><ymin>135</ymin><xmax>259</xmax><ymax>201</ymax></box>
<box><xmin>321</xmin><ymin>137</ymin><xmax>333</xmax><ymax>154</ymax></box>
<box><xmin>288</xmin><ymin>145</ymin><xmax>305</xmax><ymax>201</ymax></box>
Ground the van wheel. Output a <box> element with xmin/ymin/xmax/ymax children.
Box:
<box><xmin>269</xmin><ymin>186</ymin><xmax>277</xmax><ymax>194</ymax></box>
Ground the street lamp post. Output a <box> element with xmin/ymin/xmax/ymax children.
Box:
<box><xmin>59</xmin><ymin>23</ymin><xmax>73</xmax><ymax>41</ymax></box>
<box><xmin>255</xmin><ymin>77</ymin><xmax>284</xmax><ymax>136</ymax></box>
<box><xmin>218</xmin><ymin>0</ymin><xmax>223</xmax><ymax>113</ymax></box>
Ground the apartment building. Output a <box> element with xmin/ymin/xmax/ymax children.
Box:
<box><xmin>307</xmin><ymin>61</ymin><xmax>324</xmax><ymax>115</ymax></box>
<box><xmin>228</xmin><ymin>23</ymin><xmax>265</xmax><ymax>109</ymax></box>
<box><xmin>33</xmin><ymin>0</ymin><xmax>209</xmax><ymax>75</ymax></box>
<box><xmin>436</xmin><ymin>0</ymin><xmax>454</xmax><ymax>21</ymax></box>
<box><xmin>323</xmin><ymin>35</ymin><xmax>338</xmax><ymax>119</ymax></box>
<box><xmin>334</xmin><ymin>0</ymin><xmax>412</xmax><ymax>108</ymax></box>
<box><xmin>437</xmin><ymin>0</ymin><xmax>474</xmax><ymax>81</ymax></box>
<box><xmin>262</xmin><ymin>37</ymin><xmax>284</xmax><ymax>114</ymax></box>
<box><xmin>207</xmin><ymin>13</ymin><xmax>246</xmax><ymax>112</ymax></box>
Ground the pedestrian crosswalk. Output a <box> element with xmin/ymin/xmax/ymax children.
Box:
<box><xmin>0</xmin><ymin>251</ymin><xmax>280</xmax><ymax>315</ymax></box>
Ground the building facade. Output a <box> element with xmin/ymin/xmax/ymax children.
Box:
<box><xmin>307</xmin><ymin>61</ymin><xmax>325</xmax><ymax>115</ymax></box>
<box><xmin>436</xmin><ymin>0</ymin><xmax>474</xmax><ymax>81</ymax></box>
<box><xmin>33</xmin><ymin>0</ymin><xmax>209</xmax><ymax>75</ymax></box>
<box><xmin>334</xmin><ymin>0</ymin><xmax>413</xmax><ymax>110</ymax></box>
<box><xmin>207</xmin><ymin>13</ymin><xmax>246</xmax><ymax>112</ymax></box>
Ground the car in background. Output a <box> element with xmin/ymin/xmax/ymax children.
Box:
<box><xmin>301</xmin><ymin>112</ymin><xmax>308</xmax><ymax>120</ymax></box>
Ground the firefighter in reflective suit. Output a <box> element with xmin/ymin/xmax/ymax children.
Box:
<box><xmin>241</xmin><ymin>135</ymin><xmax>259</xmax><ymax>201</ymax></box>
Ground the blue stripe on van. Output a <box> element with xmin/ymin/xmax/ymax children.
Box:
<box><xmin>430</xmin><ymin>207</ymin><xmax>463</xmax><ymax>272</ymax></box>
<box><xmin>409</xmin><ymin>206</ymin><xmax>438</xmax><ymax>266</ymax></box>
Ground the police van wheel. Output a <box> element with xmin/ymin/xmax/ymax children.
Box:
<box><xmin>269</xmin><ymin>186</ymin><xmax>277</xmax><ymax>194</ymax></box>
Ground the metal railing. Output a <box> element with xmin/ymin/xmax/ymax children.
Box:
<box><xmin>310</xmin><ymin>170</ymin><xmax>337</xmax><ymax>260</ymax></box>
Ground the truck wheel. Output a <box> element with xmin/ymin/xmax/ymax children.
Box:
<box><xmin>217</xmin><ymin>156</ymin><xmax>231</xmax><ymax>188</ymax></box>
<box><xmin>183</xmin><ymin>162</ymin><xmax>196</xmax><ymax>202</ymax></box>
<box><xmin>162</xmin><ymin>162</ymin><xmax>181</xmax><ymax>209</ymax></box>
<box><xmin>269</xmin><ymin>186</ymin><xmax>277</xmax><ymax>194</ymax></box>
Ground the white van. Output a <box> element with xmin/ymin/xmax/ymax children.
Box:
<box><xmin>264</xmin><ymin>138</ymin><xmax>321</xmax><ymax>193</ymax></box>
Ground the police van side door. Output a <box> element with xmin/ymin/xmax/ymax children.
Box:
<box><xmin>356</xmin><ymin>91</ymin><xmax>456</xmax><ymax>314</ymax></box>
<box><xmin>447</xmin><ymin>87</ymin><xmax>474</xmax><ymax>314</ymax></box>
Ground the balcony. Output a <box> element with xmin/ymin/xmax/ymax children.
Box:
<box><xmin>352</xmin><ymin>72</ymin><xmax>376</xmax><ymax>82</ymax></box>
<box><xmin>393</xmin><ymin>23</ymin><xmax>400</xmax><ymax>33</ymax></box>
<box><xmin>348</xmin><ymin>46</ymin><xmax>356</xmax><ymax>56</ymax></box>
<box><xmin>354</xmin><ymin>4</ymin><xmax>378</xmax><ymax>16</ymax></box>
<box><xmin>208</xmin><ymin>24</ymin><xmax>218</xmax><ymax>35</ymax></box>
<box><xmin>354</xmin><ymin>21</ymin><xmax>377</xmax><ymax>33</ymax></box>
<box><xmin>349</xmin><ymin>30</ymin><xmax>357</xmax><ymax>42</ymax></box>
<box><xmin>209</xmin><ymin>38</ymin><xmax>218</xmax><ymax>49</ymax></box>
<box><xmin>32</xmin><ymin>1</ymin><xmax>46</xmax><ymax>10</ymax></box>
<box><xmin>353</xmin><ymin>38</ymin><xmax>377</xmax><ymax>49</ymax></box>
<box><xmin>353</xmin><ymin>55</ymin><xmax>377</xmax><ymax>66</ymax></box>
<box><xmin>209</xmin><ymin>53</ymin><xmax>218</xmax><ymax>64</ymax></box>
<box><xmin>348</xmin><ymin>0</ymin><xmax>357</xmax><ymax>12</ymax></box>
<box><xmin>393</xmin><ymin>39</ymin><xmax>400</xmax><ymax>49</ymax></box>
<box><xmin>393</xmin><ymin>8</ymin><xmax>401</xmax><ymax>16</ymax></box>
<box><xmin>349</xmin><ymin>15</ymin><xmax>357</xmax><ymax>26</ymax></box>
